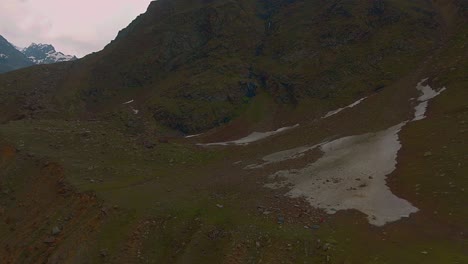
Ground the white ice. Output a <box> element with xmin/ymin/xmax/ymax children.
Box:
<box><xmin>322</xmin><ymin>97</ymin><xmax>368</xmax><ymax>119</ymax></box>
<box><xmin>413</xmin><ymin>79</ymin><xmax>446</xmax><ymax>121</ymax></box>
<box><xmin>185</xmin><ymin>133</ymin><xmax>203</xmax><ymax>138</ymax></box>
<box><xmin>244</xmin><ymin>142</ymin><xmax>327</xmax><ymax>169</ymax></box>
<box><xmin>265</xmin><ymin>123</ymin><xmax>418</xmax><ymax>226</ymax></box>
<box><xmin>122</xmin><ymin>99</ymin><xmax>134</xmax><ymax>105</ymax></box>
<box><xmin>198</xmin><ymin>124</ymin><xmax>299</xmax><ymax>146</ymax></box>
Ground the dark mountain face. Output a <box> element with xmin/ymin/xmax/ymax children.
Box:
<box><xmin>0</xmin><ymin>0</ymin><xmax>466</xmax><ymax>132</ymax></box>
<box><xmin>0</xmin><ymin>35</ymin><xmax>34</xmax><ymax>74</ymax></box>
<box><xmin>22</xmin><ymin>43</ymin><xmax>77</xmax><ymax>64</ymax></box>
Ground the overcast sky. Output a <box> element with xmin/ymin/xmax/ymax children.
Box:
<box><xmin>0</xmin><ymin>0</ymin><xmax>152</xmax><ymax>57</ymax></box>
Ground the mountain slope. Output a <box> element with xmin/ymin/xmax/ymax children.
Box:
<box><xmin>1</xmin><ymin>0</ymin><xmax>465</xmax><ymax>134</ymax></box>
<box><xmin>0</xmin><ymin>35</ymin><xmax>34</xmax><ymax>73</ymax></box>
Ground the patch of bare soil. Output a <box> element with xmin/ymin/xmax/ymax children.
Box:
<box><xmin>0</xmin><ymin>143</ymin><xmax>105</xmax><ymax>263</ymax></box>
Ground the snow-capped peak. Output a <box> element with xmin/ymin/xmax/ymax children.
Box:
<box><xmin>22</xmin><ymin>43</ymin><xmax>77</xmax><ymax>64</ymax></box>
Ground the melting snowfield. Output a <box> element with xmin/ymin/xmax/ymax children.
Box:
<box><xmin>198</xmin><ymin>124</ymin><xmax>299</xmax><ymax>146</ymax></box>
<box><xmin>250</xmin><ymin>79</ymin><xmax>446</xmax><ymax>226</ymax></box>
<box><xmin>265</xmin><ymin>123</ymin><xmax>417</xmax><ymax>226</ymax></box>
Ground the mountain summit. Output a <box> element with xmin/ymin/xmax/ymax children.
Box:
<box><xmin>21</xmin><ymin>43</ymin><xmax>77</xmax><ymax>64</ymax></box>
<box><xmin>0</xmin><ymin>35</ymin><xmax>76</xmax><ymax>73</ymax></box>
<box><xmin>0</xmin><ymin>35</ymin><xmax>34</xmax><ymax>73</ymax></box>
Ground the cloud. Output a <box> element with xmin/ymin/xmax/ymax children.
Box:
<box><xmin>0</xmin><ymin>0</ymin><xmax>151</xmax><ymax>57</ymax></box>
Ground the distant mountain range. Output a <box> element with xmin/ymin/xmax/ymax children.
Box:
<box><xmin>22</xmin><ymin>43</ymin><xmax>77</xmax><ymax>65</ymax></box>
<box><xmin>0</xmin><ymin>35</ymin><xmax>76</xmax><ymax>73</ymax></box>
<box><xmin>0</xmin><ymin>35</ymin><xmax>33</xmax><ymax>73</ymax></box>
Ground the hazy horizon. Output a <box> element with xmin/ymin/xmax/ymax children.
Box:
<box><xmin>0</xmin><ymin>0</ymin><xmax>152</xmax><ymax>57</ymax></box>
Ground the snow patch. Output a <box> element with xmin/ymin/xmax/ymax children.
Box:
<box><xmin>245</xmin><ymin>142</ymin><xmax>327</xmax><ymax>169</ymax></box>
<box><xmin>265</xmin><ymin>123</ymin><xmax>418</xmax><ymax>226</ymax></box>
<box><xmin>252</xmin><ymin>78</ymin><xmax>446</xmax><ymax>226</ymax></box>
<box><xmin>322</xmin><ymin>97</ymin><xmax>367</xmax><ymax>119</ymax></box>
<box><xmin>413</xmin><ymin>79</ymin><xmax>446</xmax><ymax>121</ymax></box>
<box><xmin>198</xmin><ymin>124</ymin><xmax>299</xmax><ymax>146</ymax></box>
<box><xmin>186</xmin><ymin>133</ymin><xmax>203</xmax><ymax>138</ymax></box>
<box><xmin>122</xmin><ymin>100</ymin><xmax>134</xmax><ymax>105</ymax></box>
